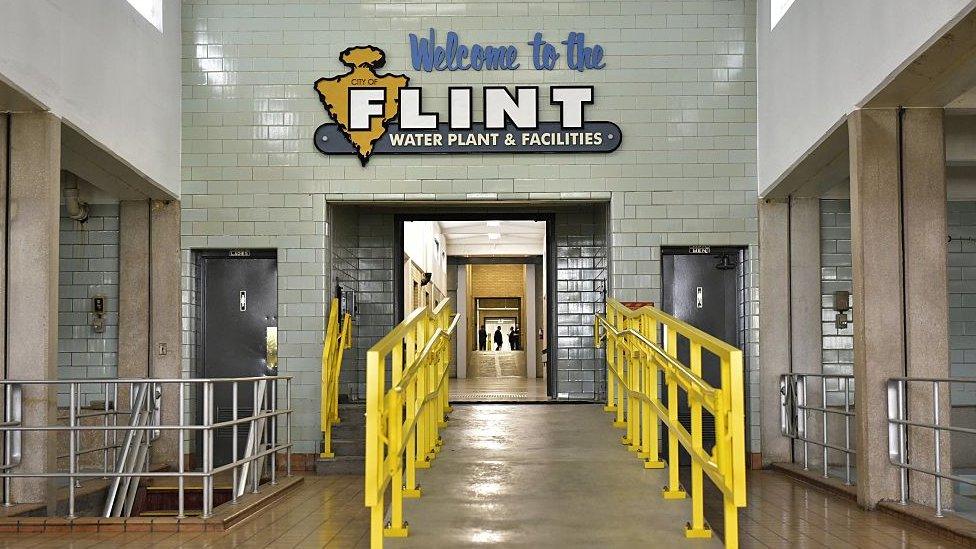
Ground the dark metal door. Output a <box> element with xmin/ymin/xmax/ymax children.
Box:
<box><xmin>196</xmin><ymin>250</ymin><xmax>277</xmax><ymax>467</ymax></box>
<box><xmin>662</xmin><ymin>247</ymin><xmax>742</xmax><ymax>463</ymax></box>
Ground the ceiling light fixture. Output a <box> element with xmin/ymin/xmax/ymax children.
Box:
<box><xmin>487</xmin><ymin>220</ymin><xmax>501</xmax><ymax>227</ymax></box>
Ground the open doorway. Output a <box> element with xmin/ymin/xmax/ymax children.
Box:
<box><xmin>399</xmin><ymin>218</ymin><xmax>550</xmax><ymax>402</ymax></box>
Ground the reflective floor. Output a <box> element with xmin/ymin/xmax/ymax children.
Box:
<box><xmin>738</xmin><ymin>471</ymin><xmax>959</xmax><ymax>548</ymax></box>
<box><xmin>0</xmin><ymin>406</ymin><xmax>966</xmax><ymax>548</ymax></box>
<box><xmin>389</xmin><ymin>404</ymin><xmax>722</xmax><ymax>548</ymax></box>
<box><xmin>450</xmin><ymin>376</ymin><xmax>549</xmax><ymax>402</ymax></box>
<box><xmin>468</xmin><ymin>351</ymin><xmax>527</xmax><ymax>377</ymax></box>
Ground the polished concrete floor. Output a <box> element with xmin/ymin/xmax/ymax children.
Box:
<box><xmin>388</xmin><ymin>404</ymin><xmax>722</xmax><ymax>548</ymax></box>
<box><xmin>0</xmin><ymin>405</ymin><xmax>965</xmax><ymax>547</ymax></box>
<box><xmin>468</xmin><ymin>351</ymin><xmax>527</xmax><ymax>376</ymax></box>
<box><xmin>449</xmin><ymin>376</ymin><xmax>549</xmax><ymax>402</ymax></box>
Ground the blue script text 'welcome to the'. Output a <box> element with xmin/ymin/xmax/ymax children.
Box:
<box><xmin>408</xmin><ymin>29</ymin><xmax>605</xmax><ymax>72</ymax></box>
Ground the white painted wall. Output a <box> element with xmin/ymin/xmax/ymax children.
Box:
<box><xmin>0</xmin><ymin>0</ymin><xmax>181</xmax><ymax>197</ymax></box>
<box><xmin>525</xmin><ymin>264</ymin><xmax>537</xmax><ymax>379</ymax></box>
<box><xmin>758</xmin><ymin>0</ymin><xmax>976</xmax><ymax>196</ymax></box>
<box><xmin>403</xmin><ymin>221</ymin><xmax>447</xmax><ymax>294</ymax></box>
<box><xmin>455</xmin><ymin>265</ymin><xmax>468</xmax><ymax>379</ymax></box>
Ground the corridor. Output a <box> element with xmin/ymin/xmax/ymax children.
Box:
<box><xmin>388</xmin><ymin>404</ymin><xmax>721</xmax><ymax>548</ymax></box>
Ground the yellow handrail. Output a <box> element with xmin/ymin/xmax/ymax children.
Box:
<box><xmin>594</xmin><ymin>298</ymin><xmax>746</xmax><ymax>548</ymax></box>
<box><xmin>365</xmin><ymin>298</ymin><xmax>458</xmax><ymax>547</ymax></box>
<box><xmin>320</xmin><ymin>297</ymin><xmax>352</xmax><ymax>458</ymax></box>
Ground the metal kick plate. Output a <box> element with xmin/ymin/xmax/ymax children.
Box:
<box><xmin>266</xmin><ymin>326</ymin><xmax>278</xmax><ymax>368</ymax></box>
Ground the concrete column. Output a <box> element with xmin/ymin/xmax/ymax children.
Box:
<box><xmin>849</xmin><ymin>108</ymin><xmax>904</xmax><ymax>508</ymax></box>
<box><xmin>119</xmin><ymin>201</ymin><xmax>150</xmax><ymax>379</ymax></box>
<box><xmin>525</xmin><ymin>264</ymin><xmax>537</xmax><ymax>379</ymax></box>
<box><xmin>6</xmin><ymin>112</ymin><xmax>61</xmax><ymax>503</ymax></box>
<box><xmin>0</xmin><ymin>115</ymin><xmax>6</xmax><ymax>385</ymax></box>
<box><xmin>789</xmin><ymin>197</ymin><xmax>822</xmax><ymax>377</ymax></box>
<box><xmin>150</xmin><ymin>200</ymin><xmax>182</xmax><ymax>463</ymax></box>
<box><xmin>759</xmin><ymin>199</ymin><xmax>791</xmax><ymax>465</ymax></box>
<box><xmin>788</xmin><ymin>197</ymin><xmax>829</xmax><ymax>469</ymax></box>
<box><xmin>901</xmin><ymin>108</ymin><xmax>951</xmax><ymax>508</ymax></box>
<box><xmin>456</xmin><ymin>264</ymin><xmax>467</xmax><ymax>379</ymax></box>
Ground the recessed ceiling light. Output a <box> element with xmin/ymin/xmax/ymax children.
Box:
<box><xmin>487</xmin><ymin>221</ymin><xmax>501</xmax><ymax>227</ymax></box>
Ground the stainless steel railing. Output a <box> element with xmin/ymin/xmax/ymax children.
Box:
<box><xmin>780</xmin><ymin>373</ymin><xmax>856</xmax><ymax>485</ymax></box>
<box><xmin>886</xmin><ymin>376</ymin><xmax>973</xmax><ymax>518</ymax></box>
<box><xmin>0</xmin><ymin>375</ymin><xmax>293</xmax><ymax>519</ymax></box>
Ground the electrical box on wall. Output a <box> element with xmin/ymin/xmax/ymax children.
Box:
<box><xmin>336</xmin><ymin>284</ymin><xmax>357</xmax><ymax>317</ymax></box>
<box><xmin>92</xmin><ymin>295</ymin><xmax>106</xmax><ymax>333</ymax></box>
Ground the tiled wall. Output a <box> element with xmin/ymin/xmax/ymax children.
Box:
<box><xmin>820</xmin><ymin>199</ymin><xmax>854</xmax><ymax>394</ymax></box>
<box><xmin>949</xmin><ymin>201</ymin><xmax>976</xmax><ymax>405</ymax></box>
<box><xmin>181</xmin><ymin>0</ymin><xmax>760</xmax><ymax>452</ymax></box>
<box><xmin>738</xmin><ymin>249</ymin><xmax>759</xmax><ymax>451</ymax></box>
<box><xmin>58</xmin><ymin>202</ymin><xmax>120</xmax><ymax>405</ymax></box>
<box><xmin>554</xmin><ymin>207</ymin><xmax>609</xmax><ymax>398</ymax></box>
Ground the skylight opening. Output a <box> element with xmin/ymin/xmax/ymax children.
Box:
<box><xmin>771</xmin><ymin>0</ymin><xmax>797</xmax><ymax>30</ymax></box>
<box><xmin>125</xmin><ymin>0</ymin><xmax>163</xmax><ymax>32</ymax></box>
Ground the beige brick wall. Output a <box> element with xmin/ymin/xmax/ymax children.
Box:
<box><xmin>468</xmin><ymin>264</ymin><xmax>526</xmax><ymax>351</ymax></box>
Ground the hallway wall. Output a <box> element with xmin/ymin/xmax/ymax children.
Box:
<box><xmin>181</xmin><ymin>0</ymin><xmax>760</xmax><ymax>452</ymax></box>
<box><xmin>820</xmin><ymin>199</ymin><xmax>854</xmax><ymax>402</ymax></box>
<box><xmin>57</xmin><ymin>202</ymin><xmax>120</xmax><ymax>406</ymax></box>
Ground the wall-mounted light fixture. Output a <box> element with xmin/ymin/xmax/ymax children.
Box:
<box><xmin>833</xmin><ymin>290</ymin><xmax>851</xmax><ymax>329</ymax></box>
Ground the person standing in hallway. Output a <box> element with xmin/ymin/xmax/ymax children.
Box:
<box><xmin>494</xmin><ymin>326</ymin><xmax>503</xmax><ymax>351</ymax></box>
<box><xmin>513</xmin><ymin>327</ymin><xmax>521</xmax><ymax>351</ymax></box>
<box><xmin>478</xmin><ymin>325</ymin><xmax>488</xmax><ymax>351</ymax></box>
<box><xmin>508</xmin><ymin>327</ymin><xmax>516</xmax><ymax>351</ymax></box>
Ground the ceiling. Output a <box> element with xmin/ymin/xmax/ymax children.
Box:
<box><xmin>439</xmin><ymin>220</ymin><xmax>545</xmax><ymax>256</ymax></box>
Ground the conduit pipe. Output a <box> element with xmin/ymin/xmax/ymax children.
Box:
<box><xmin>62</xmin><ymin>173</ymin><xmax>90</xmax><ymax>222</ymax></box>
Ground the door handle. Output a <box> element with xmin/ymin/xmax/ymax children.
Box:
<box><xmin>696</xmin><ymin>287</ymin><xmax>703</xmax><ymax>309</ymax></box>
<box><xmin>266</xmin><ymin>326</ymin><xmax>278</xmax><ymax>369</ymax></box>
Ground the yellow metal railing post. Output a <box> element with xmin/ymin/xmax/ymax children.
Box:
<box><xmin>613</xmin><ymin>328</ymin><xmax>626</xmax><ymax>429</ymax></box>
<box><xmin>644</xmin><ymin>316</ymin><xmax>663</xmax><ymax>469</ymax></box>
<box><xmin>320</xmin><ymin>304</ymin><xmax>338</xmax><ymax>459</ymax></box>
<box><xmin>627</xmin><ymin>319</ymin><xmax>640</xmax><ymax>454</ymax></box>
<box><xmin>404</xmin><ymin>371</ymin><xmax>420</xmax><ymax>497</ymax></box>
<box><xmin>662</xmin><ymin>327</ymin><xmax>686</xmax><ymax>500</ymax></box>
<box><xmin>686</xmin><ymin>342</ymin><xmax>710</xmax><ymax>538</ymax></box>
<box><xmin>365</xmin><ymin>347</ymin><xmax>384</xmax><ymax>548</ymax></box>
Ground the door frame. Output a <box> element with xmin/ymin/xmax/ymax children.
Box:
<box><xmin>660</xmin><ymin>245</ymin><xmax>749</xmax><ymax>463</ymax></box>
<box><xmin>393</xmin><ymin>211</ymin><xmax>557</xmax><ymax>396</ymax></box>
<box><xmin>193</xmin><ymin>248</ymin><xmax>278</xmax><ymax>467</ymax></box>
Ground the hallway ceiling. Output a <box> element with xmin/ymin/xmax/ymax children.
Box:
<box><xmin>440</xmin><ymin>220</ymin><xmax>545</xmax><ymax>256</ymax></box>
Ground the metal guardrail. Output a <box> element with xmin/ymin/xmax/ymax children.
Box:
<box><xmin>594</xmin><ymin>299</ymin><xmax>746</xmax><ymax>549</ymax></box>
<box><xmin>886</xmin><ymin>376</ymin><xmax>972</xmax><ymax>518</ymax></box>
<box><xmin>0</xmin><ymin>375</ymin><xmax>293</xmax><ymax>519</ymax></box>
<box><xmin>365</xmin><ymin>298</ymin><xmax>458</xmax><ymax>548</ymax></box>
<box><xmin>321</xmin><ymin>297</ymin><xmax>352</xmax><ymax>458</ymax></box>
<box><xmin>780</xmin><ymin>373</ymin><xmax>856</xmax><ymax>485</ymax></box>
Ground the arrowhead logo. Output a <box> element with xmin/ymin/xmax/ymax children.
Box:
<box><xmin>313</xmin><ymin>46</ymin><xmax>409</xmax><ymax>166</ymax></box>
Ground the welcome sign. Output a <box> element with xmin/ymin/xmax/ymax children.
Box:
<box><xmin>312</xmin><ymin>30</ymin><xmax>622</xmax><ymax>166</ymax></box>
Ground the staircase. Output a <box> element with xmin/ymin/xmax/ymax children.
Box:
<box><xmin>133</xmin><ymin>480</ymin><xmax>234</xmax><ymax>517</ymax></box>
<box><xmin>315</xmin><ymin>403</ymin><xmax>365</xmax><ymax>475</ymax></box>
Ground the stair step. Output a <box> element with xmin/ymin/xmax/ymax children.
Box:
<box><xmin>315</xmin><ymin>456</ymin><xmax>365</xmax><ymax>475</ymax></box>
